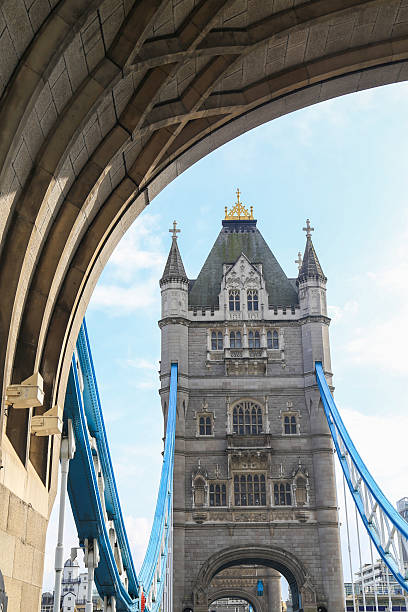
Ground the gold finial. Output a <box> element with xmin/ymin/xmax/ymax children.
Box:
<box><xmin>224</xmin><ymin>188</ymin><xmax>254</xmax><ymax>220</ymax></box>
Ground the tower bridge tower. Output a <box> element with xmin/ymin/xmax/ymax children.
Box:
<box><xmin>159</xmin><ymin>193</ymin><xmax>344</xmax><ymax>612</ymax></box>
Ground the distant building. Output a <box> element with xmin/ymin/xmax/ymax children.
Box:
<box><xmin>344</xmin><ymin>559</ymin><xmax>408</xmax><ymax>611</ymax></box>
<box><xmin>398</xmin><ymin>497</ymin><xmax>408</xmax><ymax>563</ymax></box>
<box><xmin>41</xmin><ymin>558</ymin><xmax>103</xmax><ymax>612</ymax></box>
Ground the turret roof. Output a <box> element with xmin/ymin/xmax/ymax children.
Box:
<box><xmin>188</xmin><ymin>219</ymin><xmax>298</xmax><ymax>307</ymax></box>
<box><xmin>298</xmin><ymin>236</ymin><xmax>326</xmax><ymax>282</ymax></box>
<box><xmin>160</xmin><ymin>231</ymin><xmax>188</xmax><ymax>285</ymax></box>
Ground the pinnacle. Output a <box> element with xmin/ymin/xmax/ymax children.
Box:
<box><xmin>298</xmin><ymin>235</ymin><xmax>326</xmax><ymax>283</ymax></box>
<box><xmin>160</xmin><ymin>236</ymin><xmax>188</xmax><ymax>285</ymax></box>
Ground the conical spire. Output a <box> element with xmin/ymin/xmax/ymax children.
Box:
<box><xmin>160</xmin><ymin>221</ymin><xmax>188</xmax><ymax>286</ymax></box>
<box><xmin>298</xmin><ymin>219</ymin><xmax>326</xmax><ymax>283</ymax></box>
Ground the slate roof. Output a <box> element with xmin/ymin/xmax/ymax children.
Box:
<box><xmin>160</xmin><ymin>237</ymin><xmax>188</xmax><ymax>285</ymax></box>
<box><xmin>188</xmin><ymin>219</ymin><xmax>299</xmax><ymax>307</ymax></box>
<box><xmin>298</xmin><ymin>236</ymin><xmax>326</xmax><ymax>282</ymax></box>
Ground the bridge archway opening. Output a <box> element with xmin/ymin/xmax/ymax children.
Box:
<box><xmin>195</xmin><ymin>547</ymin><xmax>309</xmax><ymax>612</ymax></box>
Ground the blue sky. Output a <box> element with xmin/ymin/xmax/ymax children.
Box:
<box><xmin>43</xmin><ymin>81</ymin><xmax>408</xmax><ymax>593</ymax></box>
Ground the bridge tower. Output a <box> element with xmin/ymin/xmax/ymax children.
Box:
<box><xmin>159</xmin><ymin>194</ymin><xmax>344</xmax><ymax>612</ymax></box>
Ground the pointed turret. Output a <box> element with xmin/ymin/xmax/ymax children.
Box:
<box><xmin>297</xmin><ymin>218</ymin><xmax>331</xmax><ymax>374</ymax></box>
<box><xmin>298</xmin><ymin>219</ymin><xmax>326</xmax><ymax>283</ymax></box>
<box><xmin>160</xmin><ymin>221</ymin><xmax>188</xmax><ymax>286</ymax></box>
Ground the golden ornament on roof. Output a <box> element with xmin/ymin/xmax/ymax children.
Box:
<box><xmin>224</xmin><ymin>189</ymin><xmax>254</xmax><ymax>220</ymax></box>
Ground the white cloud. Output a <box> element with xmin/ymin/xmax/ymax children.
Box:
<box><xmin>89</xmin><ymin>213</ymin><xmax>166</xmax><ymax>314</ymax></box>
<box><xmin>328</xmin><ymin>300</ymin><xmax>359</xmax><ymax>323</ymax></box>
<box><xmin>123</xmin><ymin>516</ymin><xmax>152</xmax><ymax>572</ymax></box>
<box><xmin>126</xmin><ymin>358</ymin><xmax>158</xmax><ymax>371</ymax></box>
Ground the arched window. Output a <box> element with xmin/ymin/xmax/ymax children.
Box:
<box><xmin>233</xmin><ymin>401</ymin><xmax>263</xmax><ymax>434</ymax></box>
<box><xmin>229</xmin><ymin>289</ymin><xmax>240</xmax><ymax>311</ymax></box>
<box><xmin>211</xmin><ymin>331</ymin><xmax>223</xmax><ymax>350</ymax></box>
<box><xmin>248</xmin><ymin>330</ymin><xmax>260</xmax><ymax>348</ymax></box>
<box><xmin>295</xmin><ymin>476</ymin><xmax>307</xmax><ymax>506</ymax></box>
<box><xmin>193</xmin><ymin>476</ymin><xmax>206</xmax><ymax>507</ymax></box>
<box><xmin>199</xmin><ymin>416</ymin><xmax>212</xmax><ymax>436</ymax></box>
<box><xmin>273</xmin><ymin>483</ymin><xmax>292</xmax><ymax>506</ymax></box>
<box><xmin>209</xmin><ymin>483</ymin><xmax>227</xmax><ymax>507</ymax></box>
<box><xmin>284</xmin><ymin>415</ymin><xmax>297</xmax><ymax>435</ymax></box>
<box><xmin>267</xmin><ymin>330</ymin><xmax>279</xmax><ymax>349</ymax></box>
<box><xmin>234</xmin><ymin>474</ymin><xmax>266</xmax><ymax>506</ymax></box>
<box><xmin>230</xmin><ymin>331</ymin><xmax>242</xmax><ymax>348</ymax></box>
<box><xmin>247</xmin><ymin>289</ymin><xmax>259</xmax><ymax>311</ymax></box>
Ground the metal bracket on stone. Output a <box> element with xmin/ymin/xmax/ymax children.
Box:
<box><xmin>0</xmin><ymin>568</ymin><xmax>8</xmax><ymax>611</ymax></box>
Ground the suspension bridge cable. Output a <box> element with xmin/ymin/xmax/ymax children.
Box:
<box><xmin>343</xmin><ymin>472</ymin><xmax>356</xmax><ymax>612</ymax></box>
<box><xmin>368</xmin><ymin>537</ymin><xmax>379</xmax><ymax>612</ymax></box>
<box><xmin>355</xmin><ymin>503</ymin><xmax>367</xmax><ymax>611</ymax></box>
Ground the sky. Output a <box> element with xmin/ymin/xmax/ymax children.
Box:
<box><xmin>43</xmin><ymin>81</ymin><xmax>408</xmax><ymax>598</ymax></box>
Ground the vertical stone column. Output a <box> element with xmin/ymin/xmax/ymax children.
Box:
<box><xmin>264</xmin><ymin>568</ymin><xmax>281</xmax><ymax>611</ymax></box>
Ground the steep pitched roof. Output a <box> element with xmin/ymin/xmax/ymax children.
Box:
<box><xmin>188</xmin><ymin>220</ymin><xmax>298</xmax><ymax>307</ymax></box>
<box><xmin>160</xmin><ymin>237</ymin><xmax>188</xmax><ymax>285</ymax></box>
<box><xmin>298</xmin><ymin>236</ymin><xmax>326</xmax><ymax>282</ymax></box>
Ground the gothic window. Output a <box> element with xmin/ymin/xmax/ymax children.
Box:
<box><xmin>230</xmin><ymin>331</ymin><xmax>242</xmax><ymax>348</ymax></box>
<box><xmin>199</xmin><ymin>415</ymin><xmax>212</xmax><ymax>436</ymax></box>
<box><xmin>247</xmin><ymin>289</ymin><xmax>259</xmax><ymax>311</ymax></box>
<box><xmin>193</xmin><ymin>476</ymin><xmax>206</xmax><ymax>507</ymax></box>
<box><xmin>267</xmin><ymin>330</ymin><xmax>279</xmax><ymax>349</ymax></box>
<box><xmin>234</xmin><ymin>474</ymin><xmax>266</xmax><ymax>506</ymax></box>
<box><xmin>273</xmin><ymin>483</ymin><xmax>292</xmax><ymax>506</ymax></box>
<box><xmin>232</xmin><ymin>401</ymin><xmax>262</xmax><ymax>434</ymax></box>
<box><xmin>209</xmin><ymin>483</ymin><xmax>227</xmax><ymax>507</ymax></box>
<box><xmin>248</xmin><ymin>330</ymin><xmax>260</xmax><ymax>348</ymax></box>
<box><xmin>211</xmin><ymin>331</ymin><xmax>223</xmax><ymax>350</ymax></box>
<box><xmin>229</xmin><ymin>289</ymin><xmax>240</xmax><ymax>311</ymax></box>
<box><xmin>295</xmin><ymin>476</ymin><xmax>307</xmax><ymax>506</ymax></box>
<box><xmin>283</xmin><ymin>414</ymin><xmax>298</xmax><ymax>435</ymax></box>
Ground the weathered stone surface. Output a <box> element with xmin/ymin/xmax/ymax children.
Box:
<box><xmin>0</xmin><ymin>2</ymin><xmax>406</xmax><ymax>609</ymax></box>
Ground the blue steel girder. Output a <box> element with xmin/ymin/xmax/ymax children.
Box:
<box><xmin>315</xmin><ymin>362</ymin><xmax>408</xmax><ymax>593</ymax></box>
<box><xmin>64</xmin><ymin>320</ymin><xmax>178</xmax><ymax>612</ymax></box>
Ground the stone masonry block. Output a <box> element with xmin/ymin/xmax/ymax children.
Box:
<box><xmin>0</xmin><ymin>483</ymin><xmax>10</xmax><ymax>532</ymax></box>
<box><xmin>26</xmin><ymin>506</ymin><xmax>47</xmax><ymax>551</ymax></box>
<box><xmin>3</xmin><ymin>575</ymin><xmax>22</xmax><ymax>611</ymax></box>
<box><xmin>0</xmin><ymin>529</ymin><xmax>16</xmax><ymax>576</ymax></box>
<box><xmin>7</xmin><ymin>493</ymin><xmax>27</xmax><ymax>540</ymax></box>
<box><xmin>21</xmin><ymin>581</ymin><xmax>41</xmax><ymax>612</ymax></box>
<box><xmin>13</xmin><ymin>538</ymin><xmax>34</xmax><ymax>583</ymax></box>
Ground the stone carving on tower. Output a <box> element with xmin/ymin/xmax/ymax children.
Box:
<box><xmin>159</xmin><ymin>192</ymin><xmax>344</xmax><ymax>612</ymax></box>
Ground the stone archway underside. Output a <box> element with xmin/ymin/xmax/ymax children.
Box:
<box><xmin>194</xmin><ymin>546</ymin><xmax>306</xmax><ymax>610</ymax></box>
<box><xmin>0</xmin><ymin>0</ymin><xmax>407</xmax><ymax>483</ymax></box>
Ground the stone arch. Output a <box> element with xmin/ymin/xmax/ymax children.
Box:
<box><xmin>194</xmin><ymin>545</ymin><xmax>312</xmax><ymax>611</ymax></box>
<box><xmin>208</xmin><ymin>588</ymin><xmax>265</xmax><ymax>612</ymax></box>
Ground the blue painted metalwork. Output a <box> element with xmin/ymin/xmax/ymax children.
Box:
<box><xmin>64</xmin><ymin>321</ymin><xmax>178</xmax><ymax>611</ymax></box>
<box><xmin>139</xmin><ymin>362</ymin><xmax>177</xmax><ymax>612</ymax></box>
<box><xmin>315</xmin><ymin>362</ymin><xmax>408</xmax><ymax>593</ymax></box>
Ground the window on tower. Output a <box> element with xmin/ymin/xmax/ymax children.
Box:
<box><xmin>267</xmin><ymin>330</ymin><xmax>279</xmax><ymax>349</ymax></box>
<box><xmin>199</xmin><ymin>415</ymin><xmax>212</xmax><ymax>436</ymax></box>
<box><xmin>247</xmin><ymin>289</ymin><xmax>259</xmax><ymax>311</ymax></box>
<box><xmin>248</xmin><ymin>330</ymin><xmax>260</xmax><ymax>348</ymax></box>
<box><xmin>273</xmin><ymin>483</ymin><xmax>292</xmax><ymax>506</ymax></box>
<box><xmin>283</xmin><ymin>414</ymin><xmax>298</xmax><ymax>435</ymax></box>
<box><xmin>234</xmin><ymin>474</ymin><xmax>266</xmax><ymax>506</ymax></box>
<box><xmin>209</xmin><ymin>483</ymin><xmax>227</xmax><ymax>507</ymax></box>
<box><xmin>229</xmin><ymin>289</ymin><xmax>240</xmax><ymax>311</ymax></box>
<box><xmin>230</xmin><ymin>331</ymin><xmax>242</xmax><ymax>348</ymax></box>
<box><xmin>232</xmin><ymin>401</ymin><xmax>263</xmax><ymax>434</ymax></box>
<box><xmin>211</xmin><ymin>331</ymin><xmax>223</xmax><ymax>350</ymax></box>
